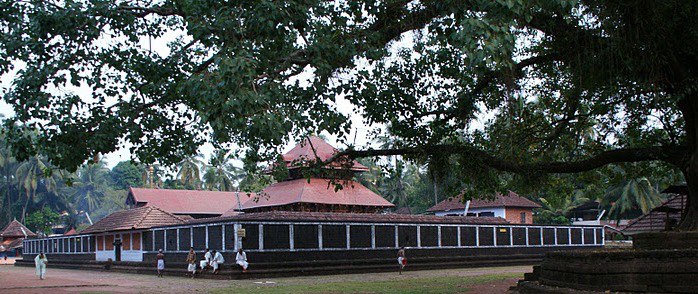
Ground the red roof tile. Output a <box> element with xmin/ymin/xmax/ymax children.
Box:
<box><xmin>281</xmin><ymin>136</ymin><xmax>369</xmax><ymax>172</ymax></box>
<box><xmin>240</xmin><ymin>178</ymin><xmax>394</xmax><ymax>210</ymax></box>
<box><xmin>621</xmin><ymin>194</ymin><xmax>686</xmax><ymax>235</ymax></box>
<box><xmin>128</xmin><ymin>187</ymin><xmax>255</xmax><ymax>215</ymax></box>
<box><xmin>81</xmin><ymin>206</ymin><xmax>186</xmax><ymax>234</ymax></box>
<box><xmin>0</xmin><ymin>219</ymin><xmax>36</xmax><ymax>238</ymax></box>
<box><xmin>64</xmin><ymin>228</ymin><xmax>77</xmax><ymax>236</ymax></box>
<box><xmin>185</xmin><ymin>211</ymin><xmax>509</xmax><ymax>225</ymax></box>
<box><xmin>427</xmin><ymin>191</ymin><xmax>541</xmax><ymax>212</ymax></box>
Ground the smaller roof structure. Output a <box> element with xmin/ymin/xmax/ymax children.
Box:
<box><xmin>427</xmin><ymin>191</ymin><xmax>541</xmax><ymax>213</ymax></box>
<box><xmin>241</xmin><ymin>178</ymin><xmax>394</xmax><ymax>211</ymax></box>
<box><xmin>64</xmin><ymin>228</ymin><xmax>77</xmax><ymax>236</ymax></box>
<box><xmin>184</xmin><ymin>211</ymin><xmax>509</xmax><ymax>226</ymax></box>
<box><xmin>81</xmin><ymin>206</ymin><xmax>186</xmax><ymax>234</ymax></box>
<box><xmin>281</xmin><ymin>136</ymin><xmax>369</xmax><ymax>172</ymax></box>
<box><xmin>622</xmin><ymin>193</ymin><xmax>687</xmax><ymax>235</ymax></box>
<box><xmin>127</xmin><ymin>187</ymin><xmax>254</xmax><ymax>216</ymax></box>
<box><xmin>0</xmin><ymin>238</ymin><xmax>24</xmax><ymax>252</ymax></box>
<box><xmin>0</xmin><ymin>219</ymin><xmax>36</xmax><ymax>239</ymax></box>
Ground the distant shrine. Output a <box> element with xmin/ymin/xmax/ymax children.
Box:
<box><xmin>126</xmin><ymin>136</ymin><xmax>393</xmax><ymax>218</ymax></box>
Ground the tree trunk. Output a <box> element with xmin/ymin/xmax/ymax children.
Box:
<box><xmin>678</xmin><ymin>93</ymin><xmax>698</xmax><ymax>230</ymax></box>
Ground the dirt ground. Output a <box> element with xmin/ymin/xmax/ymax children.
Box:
<box><xmin>0</xmin><ymin>264</ymin><xmax>529</xmax><ymax>294</ymax></box>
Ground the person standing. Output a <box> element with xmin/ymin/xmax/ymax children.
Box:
<box><xmin>186</xmin><ymin>247</ymin><xmax>197</xmax><ymax>278</ymax></box>
<box><xmin>156</xmin><ymin>249</ymin><xmax>165</xmax><ymax>277</ymax></box>
<box><xmin>34</xmin><ymin>252</ymin><xmax>48</xmax><ymax>280</ymax></box>
<box><xmin>199</xmin><ymin>248</ymin><xmax>211</xmax><ymax>272</ymax></box>
<box><xmin>212</xmin><ymin>250</ymin><xmax>225</xmax><ymax>274</ymax></box>
<box><xmin>235</xmin><ymin>248</ymin><xmax>249</xmax><ymax>273</ymax></box>
<box><xmin>397</xmin><ymin>247</ymin><xmax>407</xmax><ymax>275</ymax></box>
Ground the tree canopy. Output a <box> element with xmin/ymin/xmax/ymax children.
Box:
<box><xmin>2</xmin><ymin>1</ymin><xmax>697</xmax><ymax>226</ymax></box>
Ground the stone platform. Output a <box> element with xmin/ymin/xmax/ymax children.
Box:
<box><xmin>15</xmin><ymin>252</ymin><xmax>542</xmax><ymax>280</ymax></box>
<box><xmin>514</xmin><ymin>232</ymin><xmax>698</xmax><ymax>293</ymax></box>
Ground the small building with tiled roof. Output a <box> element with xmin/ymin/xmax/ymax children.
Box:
<box><xmin>622</xmin><ymin>187</ymin><xmax>687</xmax><ymax>235</ymax></box>
<box><xmin>82</xmin><ymin>206</ymin><xmax>186</xmax><ymax>262</ymax></box>
<box><xmin>126</xmin><ymin>187</ymin><xmax>255</xmax><ymax>219</ymax></box>
<box><xmin>0</xmin><ymin>219</ymin><xmax>36</xmax><ymax>257</ymax></box>
<box><xmin>427</xmin><ymin>191</ymin><xmax>541</xmax><ymax>224</ymax></box>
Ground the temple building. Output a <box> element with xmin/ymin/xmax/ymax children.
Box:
<box><xmin>125</xmin><ymin>187</ymin><xmax>254</xmax><ymax>219</ymax></box>
<box><xmin>0</xmin><ymin>219</ymin><xmax>36</xmax><ymax>257</ymax></box>
<box><xmin>240</xmin><ymin>136</ymin><xmax>394</xmax><ymax>213</ymax></box>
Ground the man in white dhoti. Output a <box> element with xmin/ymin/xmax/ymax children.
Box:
<box><xmin>236</xmin><ymin>248</ymin><xmax>249</xmax><ymax>273</ymax></box>
<box><xmin>211</xmin><ymin>250</ymin><xmax>224</xmax><ymax>274</ymax></box>
<box><xmin>34</xmin><ymin>252</ymin><xmax>48</xmax><ymax>280</ymax></box>
<box><xmin>186</xmin><ymin>247</ymin><xmax>197</xmax><ymax>278</ymax></box>
<box><xmin>200</xmin><ymin>248</ymin><xmax>211</xmax><ymax>272</ymax></box>
<box><xmin>156</xmin><ymin>249</ymin><xmax>165</xmax><ymax>277</ymax></box>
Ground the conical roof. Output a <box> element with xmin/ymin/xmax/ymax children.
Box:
<box><xmin>0</xmin><ymin>219</ymin><xmax>36</xmax><ymax>238</ymax></box>
<box><xmin>282</xmin><ymin>136</ymin><xmax>368</xmax><ymax>172</ymax></box>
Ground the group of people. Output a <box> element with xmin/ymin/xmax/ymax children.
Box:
<box><xmin>33</xmin><ymin>246</ymin><xmax>405</xmax><ymax>280</ymax></box>
<box><xmin>178</xmin><ymin>247</ymin><xmax>248</xmax><ymax>278</ymax></box>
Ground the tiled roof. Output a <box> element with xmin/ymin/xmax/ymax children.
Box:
<box><xmin>240</xmin><ymin>178</ymin><xmax>394</xmax><ymax>210</ymax></box>
<box><xmin>64</xmin><ymin>228</ymin><xmax>77</xmax><ymax>236</ymax></box>
<box><xmin>427</xmin><ymin>191</ymin><xmax>541</xmax><ymax>212</ymax></box>
<box><xmin>621</xmin><ymin>194</ymin><xmax>686</xmax><ymax>235</ymax></box>
<box><xmin>281</xmin><ymin>136</ymin><xmax>369</xmax><ymax>172</ymax></box>
<box><xmin>128</xmin><ymin>187</ymin><xmax>255</xmax><ymax>215</ymax></box>
<box><xmin>0</xmin><ymin>219</ymin><xmax>36</xmax><ymax>238</ymax></box>
<box><xmin>0</xmin><ymin>238</ymin><xmax>24</xmax><ymax>252</ymax></box>
<box><xmin>184</xmin><ymin>211</ymin><xmax>509</xmax><ymax>226</ymax></box>
<box><xmin>81</xmin><ymin>206</ymin><xmax>186</xmax><ymax>234</ymax></box>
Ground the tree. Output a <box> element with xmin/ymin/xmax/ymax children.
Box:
<box><xmin>203</xmin><ymin>150</ymin><xmax>244</xmax><ymax>191</ymax></box>
<box><xmin>25</xmin><ymin>206</ymin><xmax>59</xmax><ymax>236</ymax></box>
<box><xmin>3</xmin><ymin>1</ymin><xmax>698</xmax><ymax>228</ymax></box>
<box><xmin>111</xmin><ymin>161</ymin><xmax>145</xmax><ymax>189</ymax></box>
<box><xmin>71</xmin><ymin>161</ymin><xmax>111</xmax><ymax>212</ymax></box>
<box><xmin>177</xmin><ymin>155</ymin><xmax>204</xmax><ymax>189</ymax></box>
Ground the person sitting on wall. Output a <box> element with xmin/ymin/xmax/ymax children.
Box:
<box><xmin>199</xmin><ymin>248</ymin><xmax>211</xmax><ymax>272</ymax></box>
<box><xmin>211</xmin><ymin>250</ymin><xmax>225</xmax><ymax>274</ymax></box>
<box><xmin>235</xmin><ymin>248</ymin><xmax>249</xmax><ymax>273</ymax></box>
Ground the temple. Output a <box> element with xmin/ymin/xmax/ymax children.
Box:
<box><xmin>18</xmin><ymin>136</ymin><xmax>604</xmax><ymax>276</ymax></box>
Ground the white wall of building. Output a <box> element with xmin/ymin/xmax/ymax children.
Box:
<box><xmin>434</xmin><ymin>207</ymin><xmax>506</xmax><ymax>219</ymax></box>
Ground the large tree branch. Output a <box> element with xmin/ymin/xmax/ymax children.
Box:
<box><xmin>325</xmin><ymin>144</ymin><xmax>689</xmax><ymax>174</ymax></box>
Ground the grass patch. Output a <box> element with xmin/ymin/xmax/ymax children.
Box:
<box><xmin>211</xmin><ymin>273</ymin><xmax>519</xmax><ymax>294</ymax></box>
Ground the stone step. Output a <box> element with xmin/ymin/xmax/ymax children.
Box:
<box><xmin>16</xmin><ymin>256</ymin><xmax>541</xmax><ymax>279</ymax></box>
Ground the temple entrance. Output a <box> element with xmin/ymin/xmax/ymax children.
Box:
<box><xmin>113</xmin><ymin>239</ymin><xmax>122</xmax><ymax>261</ymax></box>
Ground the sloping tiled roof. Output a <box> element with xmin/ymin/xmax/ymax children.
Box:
<box><xmin>64</xmin><ymin>228</ymin><xmax>77</xmax><ymax>236</ymax></box>
<box><xmin>0</xmin><ymin>219</ymin><xmax>36</xmax><ymax>238</ymax></box>
<box><xmin>427</xmin><ymin>191</ymin><xmax>541</xmax><ymax>212</ymax></box>
<box><xmin>621</xmin><ymin>194</ymin><xmax>686</xmax><ymax>235</ymax></box>
<box><xmin>0</xmin><ymin>238</ymin><xmax>24</xmax><ymax>252</ymax></box>
<box><xmin>240</xmin><ymin>178</ymin><xmax>394</xmax><ymax>210</ymax></box>
<box><xmin>128</xmin><ymin>187</ymin><xmax>255</xmax><ymax>215</ymax></box>
<box><xmin>81</xmin><ymin>206</ymin><xmax>186</xmax><ymax>234</ymax></box>
<box><xmin>281</xmin><ymin>136</ymin><xmax>369</xmax><ymax>172</ymax></box>
<box><xmin>185</xmin><ymin>211</ymin><xmax>509</xmax><ymax>226</ymax></box>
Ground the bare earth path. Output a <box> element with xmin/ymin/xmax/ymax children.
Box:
<box><xmin>0</xmin><ymin>264</ymin><xmax>529</xmax><ymax>294</ymax></box>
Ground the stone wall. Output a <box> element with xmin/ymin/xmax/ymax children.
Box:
<box><xmin>537</xmin><ymin>249</ymin><xmax>698</xmax><ymax>293</ymax></box>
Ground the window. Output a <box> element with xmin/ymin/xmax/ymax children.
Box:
<box><xmin>478</xmin><ymin>212</ymin><xmax>494</xmax><ymax>217</ymax></box>
<box><xmin>520</xmin><ymin>212</ymin><xmax>527</xmax><ymax>224</ymax></box>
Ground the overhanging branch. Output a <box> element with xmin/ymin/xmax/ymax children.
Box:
<box><xmin>325</xmin><ymin>145</ymin><xmax>688</xmax><ymax>174</ymax></box>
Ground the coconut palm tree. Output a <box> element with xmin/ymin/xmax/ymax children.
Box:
<box><xmin>15</xmin><ymin>155</ymin><xmax>58</xmax><ymax>222</ymax></box>
<box><xmin>602</xmin><ymin>177</ymin><xmax>666</xmax><ymax>222</ymax></box>
<box><xmin>71</xmin><ymin>161</ymin><xmax>110</xmax><ymax>212</ymax></box>
<box><xmin>203</xmin><ymin>150</ymin><xmax>244</xmax><ymax>191</ymax></box>
<box><xmin>177</xmin><ymin>155</ymin><xmax>204</xmax><ymax>189</ymax></box>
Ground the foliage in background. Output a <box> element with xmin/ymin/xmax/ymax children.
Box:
<box><xmin>25</xmin><ymin>206</ymin><xmax>59</xmax><ymax>236</ymax></box>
